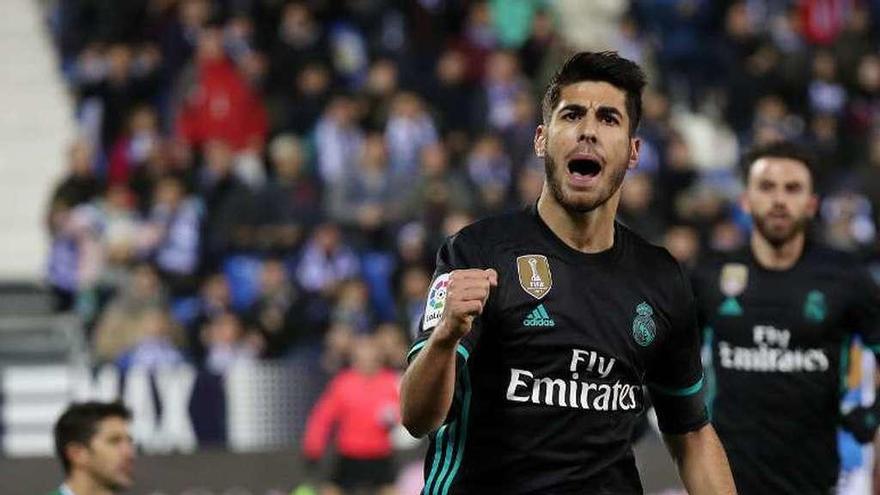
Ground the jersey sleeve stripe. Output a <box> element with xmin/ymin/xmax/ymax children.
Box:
<box><xmin>649</xmin><ymin>376</ymin><xmax>704</xmax><ymax>397</ymax></box>
<box><xmin>424</xmin><ymin>423</ymin><xmax>450</xmax><ymax>493</ymax></box>
<box><xmin>407</xmin><ymin>340</ymin><xmax>428</xmax><ymax>362</ymax></box>
<box><xmin>407</xmin><ymin>341</ymin><xmax>471</xmax><ymax>363</ymax></box>
<box><xmin>440</xmin><ymin>363</ymin><xmax>472</xmax><ymax>494</ymax></box>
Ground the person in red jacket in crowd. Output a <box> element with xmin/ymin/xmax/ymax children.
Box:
<box><xmin>176</xmin><ymin>24</ymin><xmax>267</xmax><ymax>152</ymax></box>
<box><xmin>303</xmin><ymin>333</ymin><xmax>400</xmax><ymax>495</ymax></box>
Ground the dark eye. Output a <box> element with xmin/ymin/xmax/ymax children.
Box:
<box><xmin>562</xmin><ymin>112</ymin><xmax>578</xmax><ymax>121</ymax></box>
<box><xmin>601</xmin><ymin>114</ymin><xmax>619</xmax><ymax>125</ymax></box>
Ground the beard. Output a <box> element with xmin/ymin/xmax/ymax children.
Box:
<box><xmin>544</xmin><ymin>153</ymin><xmax>628</xmax><ymax>214</ymax></box>
<box><xmin>752</xmin><ymin>212</ymin><xmax>810</xmax><ymax>247</ymax></box>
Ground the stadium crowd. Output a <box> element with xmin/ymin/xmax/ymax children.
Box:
<box><xmin>43</xmin><ymin>0</ymin><xmax>880</xmax><ymax>378</ymax></box>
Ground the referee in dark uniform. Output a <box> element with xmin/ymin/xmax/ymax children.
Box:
<box><xmin>400</xmin><ymin>51</ymin><xmax>736</xmax><ymax>495</ymax></box>
<box><xmin>692</xmin><ymin>141</ymin><xmax>880</xmax><ymax>494</ymax></box>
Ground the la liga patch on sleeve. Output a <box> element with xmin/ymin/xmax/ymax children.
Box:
<box><xmin>423</xmin><ymin>273</ymin><xmax>450</xmax><ymax>330</ymax></box>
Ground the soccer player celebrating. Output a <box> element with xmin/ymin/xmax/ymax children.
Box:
<box><xmin>401</xmin><ymin>51</ymin><xmax>736</xmax><ymax>494</ymax></box>
<box><xmin>692</xmin><ymin>141</ymin><xmax>880</xmax><ymax>494</ymax></box>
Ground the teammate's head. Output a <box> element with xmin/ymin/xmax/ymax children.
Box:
<box><xmin>54</xmin><ymin>401</ymin><xmax>134</xmax><ymax>491</ymax></box>
<box><xmin>740</xmin><ymin>141</ymin><xmax>819</xmax><ymax>247</ymax></box>
<box><xmin>535</xmin><ymin>51</ymin><xmax>645</xmax><ymax>214</ymax></box>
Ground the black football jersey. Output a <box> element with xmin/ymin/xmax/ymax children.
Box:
<box><xmin>692</xmin><ymin>243</ymin><xmax>880</xmax><ymax>494</ymax></box>
<box><xmin>408</xmin><ymin>206</ymin><xmax>708</xmax><ymax>494</ymax></box>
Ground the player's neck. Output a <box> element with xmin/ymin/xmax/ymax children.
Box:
<box><xmin>750</xmin><ymin>232</ymin><xmax>805</xmax><ymax>270</ymax></box>
<box><xmin>537</xmin><ymin>193</ymin><xmax>616</xmax><ymax>253</ymax></box>
<box><xmin>67</xmin><ymin>472</ymin><xmax>116</xmax><ymax>495</ymax></box>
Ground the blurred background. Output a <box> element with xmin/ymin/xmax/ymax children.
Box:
<box><xmin>0</xmin><ymin>0</ymin><xmax>879</xmax><ymax>494</ymax></box>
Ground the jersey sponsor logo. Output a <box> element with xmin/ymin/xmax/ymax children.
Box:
<box><xmin>516</xmin><ymin>254</ymin><xmax>552</xmax><ymax>299</ymax></box>
<box><xmin>632</xmin><ymin>302</ymin><xmax>656</xmax><ymax>346</ymax></box>
<box><xmin>505</xmin><ymin>349</ymin><xmax>641</xmax><ymax>411</ymax></box>
<box><xmin>717</xmin><ymin>324</ymin><xmax>830</xmax><ymax>372</ymax></box>
<box><xmin>423</xmin><ymin>273</ymin><xmax>450</xmax><ymax>330</ymax></box>
<box><xmin>523</xmin><ymin>304</ymin><xmax>555</xmax><ymax>327</ymax></box>
<box><xmin>804</xmin><ymin>290</ymin><xmax>827</xmax><ymax>323</ymax></box>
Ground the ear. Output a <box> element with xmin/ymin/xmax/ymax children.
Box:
<box><xmin>534</xmin><ymin>125</ymin><xmax>546</xmax><ymax>158</ymax></box>
<box><xmin>627</xmin><ymin>137</ymin><xmax>640</xmax><ymax>170</ymax></box>
<box><xmin>739</xmin><ymin>191</ymin><xmax>751</xmax><ymax>215</ymax></box>
<box><xmin>806</xmin><ymin>193</ymin><xmax>819</xmax><ymax>218</ymax></box>
<box><xmin>66</xmin><ymin>442</ymin><xmax>89</xmax><ymax>470</ymax></box>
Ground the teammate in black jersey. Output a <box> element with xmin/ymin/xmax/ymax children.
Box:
<box><xmin>400</xmin><ymin>51</ymin><xmax>736</xmax><ymax>495</ymax></box>
<box><xmin>692</xmin><ymin>141</ymin><xmax>880</xmax><ymax>494</ymax></box>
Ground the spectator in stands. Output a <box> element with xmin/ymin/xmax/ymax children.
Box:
<box><xmin>429</xmin><ymin>49</ymin><xmax>478</xmax><ymax>141</ymax></box>
<box><xmin>197</xmin><ymin>139</ymin><xmax>252</xmax><ymax>266</ymax></box>
<box><xmin>93</xmin><ymin>263</ymin><xmax>165</xmax><ymax>363</ymax></box>
<box><xmin>47</xmin><ymin>198</ymin><xmax>79</xmax><ymax>311</ymax></box>
<box><xmin>201</xmin><ymin>311</ymin><xmax>261</xmax><ymax>374</ymax></box>
<box><xmin>399</xmin><ymin>143</ymin><xmax>475</xmax><ymax>229</ymax></box>
<box><xmin>394</xmin><ymin>264</ymin><xmax>431</xmax><ymax>338</ymax></box>
<box><xmin>140</xmin><ymin>175</ymin><xmax>200</xmax><ymax>295</ymax></box>
<box><xmin>618</xmin><ymin>172</ymin><xmax>666</xmax><ymax>244</ymax></box>
<box><xmin>77</xmin><ymin>43</ymin><xmax>162</xmax><ymax>152</ymax></box>
<box><xmin>328</xmin><ymin>132</ymin><xmax>395</xmax><ymax>249</ymax></box>
<box><xmin>330</xmin><ymin>278</ymin><xmax>375</xmax><ymax>335</ymax></box>
<box><xmin>107</xmin><ymin>105</ymin><xmax>160</xmax><ymax>186</ymax></box>
<box><xmin>116</xmin><ymin>308</ymin><xmax>186</xmax><ymax>372</ymax></box>
<box><xmin>258</xmin><ymin>134</ymin><xmax>322</xmax><ymax>254</ymax></box>
<box><xmin>475</xmin><ymin>50</ymin><xmax>528</xmax><ymax>133</ymax></box>
<box><xmin>276</xmin><ymin>61</ymin><xmax>333</xmax><ymax>135</ymax></box>
<box><xmin>362</xmin><ymin>58</ymin><xmax>400</xmax><ymax>131</ymax></box>
<box><xmin>466</xmin><ymin>133</ymin><xmax>513</xmax><ymax>214</ymax></box>
<box><xmin>246</xmin><ymin>258</ymin><xmax>316</xmax><ymax>358</ymax></box>
<box><xmin>52</xmin><ymin>401</ymin><xmax>135</xmax><ymax>495</ymax></box>
<box><xmin>50</xmin><ymin>138</ymin><xmax>100</xmax><ymax>209</ymax></box>
<box><xmin>265</xmin><ymin>1</ymin><xmax>329</xmax><ymax>98</ymax></box>
<box><xmin>314</xmin><ymin>94</ymin><xmax>364</xmax><ymax>185</ymax></box>
<box><xmin>303</xmin><ymin>333</ymin><xmax>400</xmax><ymax>495</ymax></box>
<box><xmin>176</xmin><ymin>25</ymin><xmax>267</xmax><ymax>152</ymax></box>
<box><xmin>385</xmin><ymin>91</ymin><xmax>438</xmax><ymax>178</ymax></box>
<box><xmin>295</xmin><ymin>222</ymin><xmax>360</xmax><ymax>297</ymax></box>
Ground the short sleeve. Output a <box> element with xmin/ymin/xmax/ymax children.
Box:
<box><xmin>406</xmin><ymin>230</ymin><xmax>488</xmax><ymax>364</ymax></box>
<box><xmin>647</xmin><ymin>262</ymin><xmax>709</xmax><ymax>434</ymax></box>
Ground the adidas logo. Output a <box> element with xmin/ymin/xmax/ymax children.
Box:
<box><xmin>523</xmin><ymin>304</ymin><xmax>555</xmax><ymax>327</ymax></box>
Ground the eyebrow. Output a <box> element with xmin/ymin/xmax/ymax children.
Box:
<box><xmin>596</xmin><ymin>106</ymin><xmax>623</xmax><ymax>119</ymax></box>
<box><xmin>556</xmin><ymin>104</ymin><xmax>624</xmax><ymax>118</ymax></box>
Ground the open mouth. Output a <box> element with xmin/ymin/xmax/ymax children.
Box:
<box><xmin>567</xmin><ymin>158</ymin><xmax>602</xmax><ymax>178</ymax></box>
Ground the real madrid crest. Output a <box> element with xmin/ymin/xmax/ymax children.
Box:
<box><xmin>516</xmin><ymin>254</ymin><xmax>552</xmax><ymax>299</ymax></box>
<box><xmin>720</xmin><ymin>263</ymin><xmax>748</xmax><ymax>297</ymax></box>
<box><xmin>632</xmin><ymin>302</ymin><xmax>656</xmax><ymax>347</ymax></box>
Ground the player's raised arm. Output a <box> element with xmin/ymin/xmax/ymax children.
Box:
<box><xmin>400</xmin><ymin>268</ymin><xmax>497</xmax><ymax>438</ymax></box>
<box><xmin>664</xmin><ymin>424</ymin><xmax>737</xmax><ymax>495</ymax></box>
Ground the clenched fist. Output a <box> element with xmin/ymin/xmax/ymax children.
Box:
<box><xmin>435</xmin><ymin>268</ymin><xmax>498</xmax><ymax>342</ymax></box>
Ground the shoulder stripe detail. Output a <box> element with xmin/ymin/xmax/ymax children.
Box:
<box><xmin>649</xmin><ymin>376</ymin><xmax>704</xmax><ymax>396</ymax></box>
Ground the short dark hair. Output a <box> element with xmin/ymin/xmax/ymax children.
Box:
<box><xmin>54</xmin><ymin>401</ymin><xmax>131</xmax><ymax>474</ymax></box>
<box><xmin>740</xmin><ymin>140</ymin><xmax>818</xmax><ymax>189</ymax></box>
<box><xmin>541</xmin><ymin>51</ymin><xmax>646</xmax><ymax>134</ymax></box>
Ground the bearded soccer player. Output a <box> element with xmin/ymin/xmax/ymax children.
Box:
<box><xmin>51</xmin><ymin>401</ymin><xmax>135</xmax><ymax>495</ymax></box>
<box><xmin>692</xmin><ymin>141</ymin><xmax>880</xmax><ymax>494</ymax></box>
<box><xmin>400</xmin><ymin>51</ymin><xmax>736</xmax><ymax>494</ymax></box>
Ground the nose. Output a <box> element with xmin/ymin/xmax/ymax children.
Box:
<box><xmin>578</xmin><ymin>118</ymin><xmax>598</xmax><ymax>144</ymax></box>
